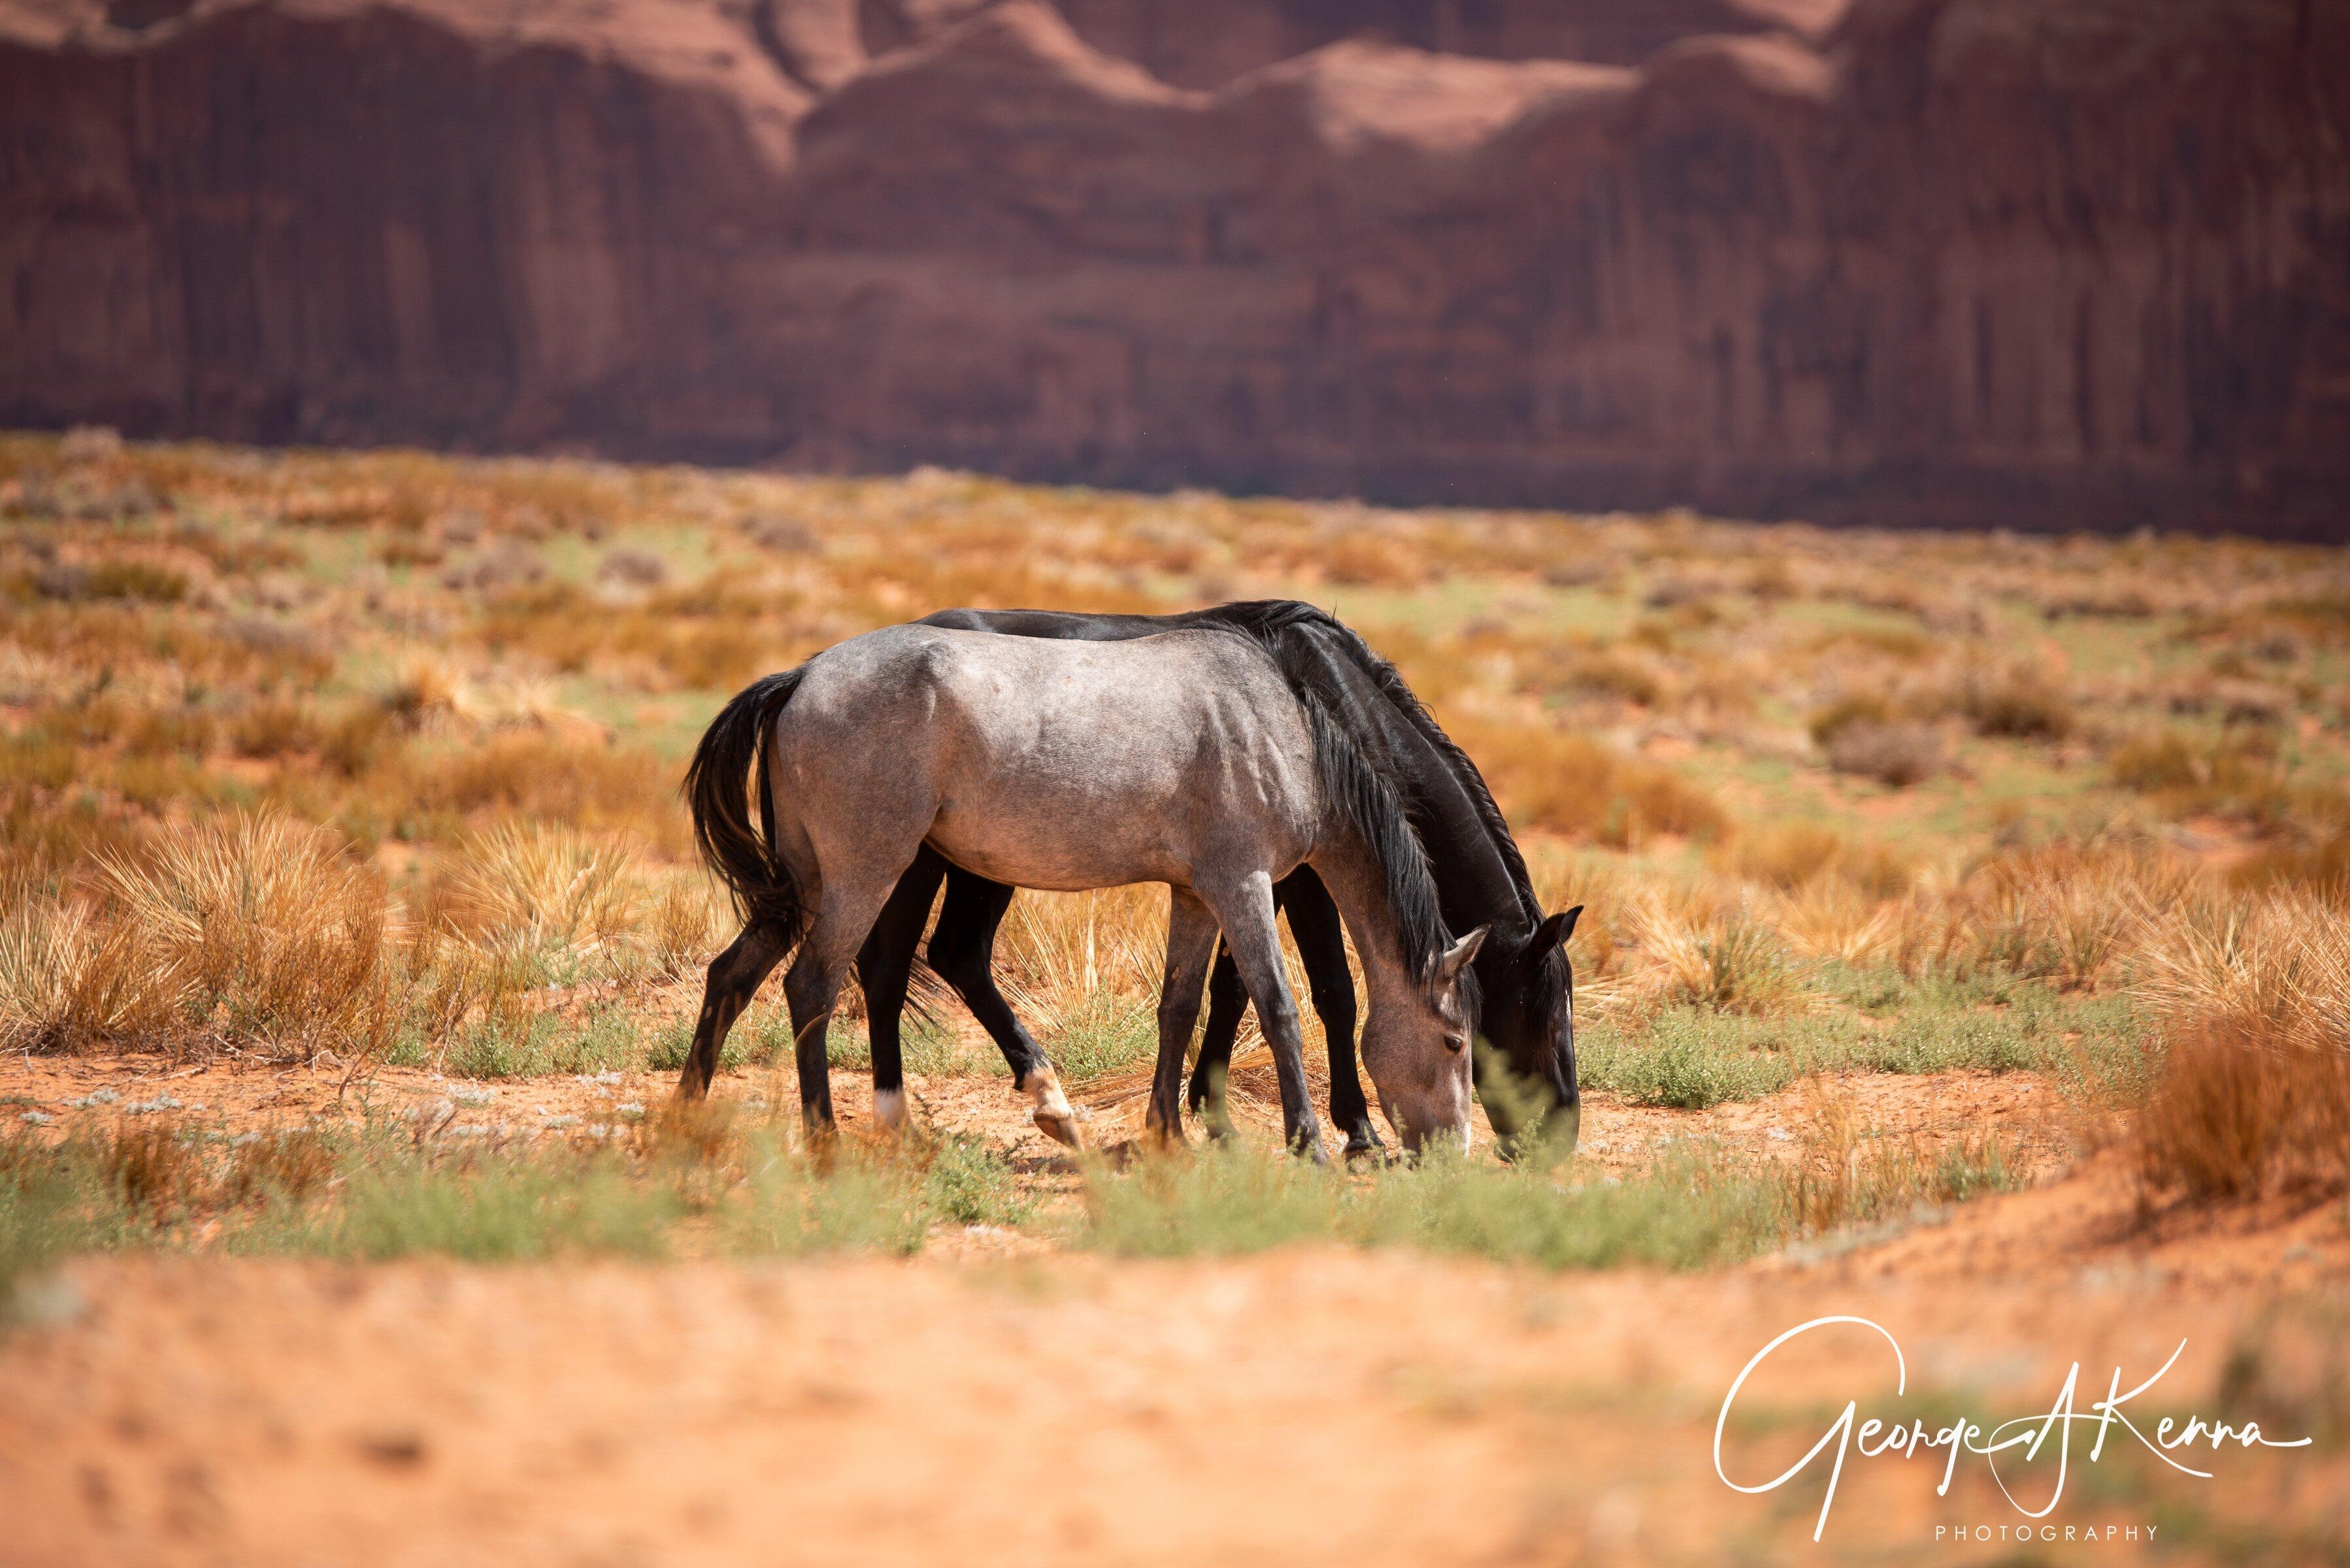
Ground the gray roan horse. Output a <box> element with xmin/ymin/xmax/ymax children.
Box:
<box><xmin>877</xmin><ymin>601</ymin><xmax>1581</xmax><ymax>1159</ymax></box>
<box><xmin>680</xmin><ymin>623</ymin><xmax>1490</xmax><ymax>1156</ymax></box>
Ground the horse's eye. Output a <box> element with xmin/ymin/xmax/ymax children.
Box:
<box><xmin>1445</xmin><ymin>1032</ymin><xmax>1466</xmax><ymax>1054</ymax></box>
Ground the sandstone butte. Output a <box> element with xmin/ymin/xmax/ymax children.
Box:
<box><xmin>2</xmin><ymin>0</ymin><xmax>2345</xmax><ymax>537</ymax></box>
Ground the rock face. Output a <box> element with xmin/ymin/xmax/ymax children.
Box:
<box><xmin>2</xmin><ymin>0</ymin><xmax>2345</xmax><ymax>535</ymax></box>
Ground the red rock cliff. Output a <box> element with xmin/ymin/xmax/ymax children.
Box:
<box><xmin>2</xmin><ymin>0</ymin><xmax>2344</xmax><ymax>534</ymax></box>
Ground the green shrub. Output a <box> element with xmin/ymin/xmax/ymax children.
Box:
<box><xmin>1581</xmin><ymin>1009</ymin><xmax>1797</xmax><ymax>1108</ymax></box>
<box><xmin>922</xmin><ymin>1135</ymin><xmax>1033</xmax><ymax>1228</ymax></box>
<box><xmin>323</xmin><ymin>1149</ymin><xmax>681</xmax><ymax>1262</ymax></box>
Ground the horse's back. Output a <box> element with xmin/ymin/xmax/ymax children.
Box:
<box><xmin>776</xmin><ymin>624</ymin><xmax>1319</xmax><ymax>890</ymax></box>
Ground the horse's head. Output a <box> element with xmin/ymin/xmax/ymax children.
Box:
<box><xmin>1475</xmin><ymin>905</ymin><xmax>1583</xmax><ymax>1157</ymax></box>
<box><xmin>1362</xmin><ymin>924</ymin><xmax>1489</xmax><ymax>1151</ymax></box>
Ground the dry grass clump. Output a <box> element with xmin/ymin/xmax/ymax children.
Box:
<box><xmin>2233</xmin><ymin>831</ymin><xmax>2350</xmax><ymax>900</ymax></box>
<box><xmin>3</xmin><ymin>815</ymin><xmax>410</xmax><ymax>1062</ymax></box>
<box><xmin>2128</xmin><ymin>890</ymin><xmax>2350</xmax><ymax>1200</ymax></box>
<box><xmin>1723</xmin><ymin>821</ymin><xmax>1912</xmax><ymax>898</ymax></box>
<box><xmin>2133</xmin><ymin>889</ymin><xmax>2349</xmax><ymax>1054</ymax></box>
<box><xmin>595</xmin><ymin>548</ymin><xmax>670</xmax><ymax>589</ymax></box>
<box><xmin>1785</xmin><ymin>1084</ymin><xmax>2026</xmax><ymax>1232</ymax></box>
<box><xmin>0</xmin><ymin>889</ymin><xmax>171</xmax><ymax>1052</ymax></box>
<box><xmin>1948</xmin><ymin>657</ymin><xmax>2075</xmax><ymax>739</ymax></box>
<box><xmin>2133</xmin><ymin>1021</ymin><xmax>2350</xmax><ymax>1201</ymax></box>
<box><xmin>1553</xmin><ymin>646</ymin><xmax>1664</xmax><ymax>707</ymax></box>
<box><xmin>1448</xmin><ymin>717</ymin><xmax>1727</xmax><ymax>847</ymax></box>
<box><xmin>448</xmin><ymin>822</ymin><xmax>635</xmax><ymax>956</ymax></box>
<box><xmin>1827</xmin><ymin>719</ymin><xmax>1947</xmax><ymax>787</ymax></box>
<box><xmin>2107</xmin><ymin>725</ymin><xmax>2294</xmax><ymax>822</ymax></box>
<box><xmin>99</xmin><ymin>812</ymin><xmax>399</xmax><ymax>1060</ymax></box>
<box><xmin>1957</xmin><ymin>845</ymin><xmax>2166</xmax><ymax>990</ymax></box>
<box><xmin>1768</xmin><ymin>877</ymin><xmax>1906</xmax><ymax>967</ymax></box>
<box><xmin>1622</xmin><ymin>889</ymin><xmax>1804</xmax><ymax>1015</ymax></box>
<box><xmin>390</xmin><ymin>733</ymin><xmax>678</xmax><ymax>845</ymax></box>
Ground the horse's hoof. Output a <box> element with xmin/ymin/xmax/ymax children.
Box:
<box><xmin>1294</xmin><ymin>1136</ymin><xmax>1330</xmax><ymax>1167</ymax></box>
<box><xmin>1343</xmin><ymin>1133</ymin><xmax>1387</xmax><ymax>1164</ymax></box>
<box><xmin>1030</xmin><ymin>1107</ymin><xmax>1086</xmax><ymax>1150</ymax></box>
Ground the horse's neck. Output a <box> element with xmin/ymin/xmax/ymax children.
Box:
<box><xmin>1305</xmin><ymin>824</ymin><xmax>1423</xmax><ymax>1011</ymax></box>
<box><xmin>1323</xmin><ymin>654</ymin><xmax>1529</xmax><ymax>934</ymax></box>
<box><xmin>1400</xmin><ymin>748</ymin><xmax>1527</xmax><ymax>930</ymax></box>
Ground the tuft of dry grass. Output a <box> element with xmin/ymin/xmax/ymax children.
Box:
<box><xmin>2128</xmin><ymin>890</ymin><xmax>2350</xmax><ymax>1201</ymax></box>
<box><xmin>1949</xmin><ymin>657</ymin><xmax>2076</xmax><ymax>740</ymax></box>
<box><xmin>2132</xmin><ymin>889</ymin><xmax>2350</xmax><ymax>1056</ymax></box>
<box><xmin>1623</xmin><ymin>890</ymin><xmax>1804</xmax><ymax>1015</ymax></box>
<box><xmin>2134</xmin><ymin>1021</ymin><xmax>2350</xmax><ymax>1201</ymax></box>
<box><xmin>1827</xmin><ymin>720</ymin><xmax>1946</xmax><ymax>787</ymax></box>
<box><xmin>450</xmin><ymin>821</ymin><xmax>634</xmax><ymax>957</ymax></box>
<box><xmin>98</xmin><ymin>811</ymin><xmax>397</xmax><ymax>1061</ymax></box>
<box><xmin>1785</xmin><ymin>1082</ymin><xmax>2027</xmax><ymax>1231</ymax></box>
<box><xmin>1449</xmin><ymin>717</ymin><xmax>1728</xmax><ymax>847</ymax></box>
<box><xmin>1724</xmin><ymin>821</ymin><xmax>1912</xmax><ymax>897</ymax></box>
<box><xmin>0</xmin><ymin>889</ymin><xmax>171</xmax><ymax>1052</ymax></box>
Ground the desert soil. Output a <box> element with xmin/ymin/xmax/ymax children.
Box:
<box><xmin>3</xmin><ymin>1056</ymin><xmax>2343</xmax><ymax>1567</ymax></box>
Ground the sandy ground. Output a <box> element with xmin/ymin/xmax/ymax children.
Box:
<box><xmin>3</xmin><ymin>1055</ymin><xmax>2343</xmax><ymax>1566</ymax></box>
<box><xmin>0</xmin><ymin>1043</ymin><xmax>2076</xmax><ymax>1179</ymax></box>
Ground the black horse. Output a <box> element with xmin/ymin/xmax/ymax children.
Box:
<box><xmin>847</xmin><ymin>601</ymin><xmax>1581</xmax><ymax>1157</ymax></box>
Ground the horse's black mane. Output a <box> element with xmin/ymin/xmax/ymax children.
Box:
<box><xmin>1193</xmin><ymin>602</ymin><xmax>1483</xmax><ymax>990</ymax></box>
<box><xmin>1203</xmin><ymin>601</ymin><xmax>1574</xmax><ymax>1056</ymax></box>
<box><xmin>1194</xmin><ymin>600</ymin><xmax>1539</xmax><ymax>922</ymax></box>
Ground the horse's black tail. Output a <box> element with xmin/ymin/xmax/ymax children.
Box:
<box><xmin>684</xmin><ymin>666</ymin><xmax>808</xmax><ymax>939</ymax></box>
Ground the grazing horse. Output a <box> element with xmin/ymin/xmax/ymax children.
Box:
<box><xmin>679</xmin><ymin>624</ymin><xmax>1489</xmax><ymax>1156</ymax></box>
<box><xmin>850</xmin><ymin>602</ymin><xmax>1582</xmax><ymax>1156</ymax></box>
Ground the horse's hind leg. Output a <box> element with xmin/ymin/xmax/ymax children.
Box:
<box><xmin>681</xmin><ymin>919</ymin><xmax>795</xmax><ymax>1099</ymax></box>
<box><xmin>1282</xmin><ymin>870</ymin><xmax>1378</xmax><ymax>1158</ymax></box>
<box><xmin>927</xmin><ymin>870</ymin><xmax>1082</xmax><ymax>1147</ymax></box>
<box><xmin>1197</xmin><ymin>872</ymin><xmax>1326</xmax><ymax>1162</ymax></box>
<box><xmin>1185</xmin><ymin>945</ymin><xmax>1246</xmax><ymax>1139</ymax></box>
<box><xmin>1150</xmin><ymin>889</ymin><xmax>1219</xmax><ymax>1144</ymax></box>
<box><xmin>854</xmin><ymin>847</ymin><xmax>950</xmax><ymax>1133</ymax></box>
<box><xmin>784</xmin><ymin>875</ymin><xmax>910</xmax><ymax>1137</ymax></box>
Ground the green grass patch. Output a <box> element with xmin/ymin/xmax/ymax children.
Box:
<box><xmin>1574</xmin><ymin>975</ymin><xmax>2137</xmax><ymax>1107</ymax></box>
<box><xmin>0</xmin><ymin>1117</ymin><xmax>1038</xmax><ymax>1299</ymax></box>
<box><xmin>1078</xmin><ymin>1145</ymin><xmax>1887</xmax><ymax>1271</ymax></box>
<box><xmin>1044</xmin><ymin>993</ymin><xmax>1158</xmax><ymax>1083</ymax></box>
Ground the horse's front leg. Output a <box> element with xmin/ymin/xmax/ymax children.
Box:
<box><xmin>1280</xmin><ymin>869</ymin><xmax>1378</xmax><ymax>1158</ymax></box>
<box><xmin>929</xmin><ymin>869</ymin><xmax>1082</xmax><ymax>1147</ymax></box>
<box><xmin>1150</xmin><ymin>889</ymin><xmax>1219</xmax><ymax>1145</ymax></box>
<box><xmin>1199</xmin><ymin>872</ymin><xmax>1326</xmax><ymax>1162</ymax></box>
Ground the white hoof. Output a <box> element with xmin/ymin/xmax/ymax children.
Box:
<box><xmin>1021</xmin><ymin>1068</ymin><xmax>1085</xmax><ymax>1150</ymax></box>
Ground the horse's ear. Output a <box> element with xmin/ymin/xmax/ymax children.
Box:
<box><xmin>1527</xmin><ymin>906</ymin><xmax>1583</xmax><ymax>960</ymax></box>
<box><xmin>1434</xmin><ymin>924</ymin><xmax>1490</xmax><ymax>988</ymax></box>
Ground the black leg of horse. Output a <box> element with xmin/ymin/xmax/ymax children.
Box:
<box><xmin>1185</xmin><ymin>943</ymin><xmax>1248</xmax><ymax>1139</ymax></box>
<box><xmin>928</xmin><ymin>866</ymin><xmax>1082</xmax><ymax>1145</ymax></box>
<box><xmin>1280</xmin><ymin>870</ymin><xmax>1378</xmax><ymax>1157</ymax></box>
<box><xmin>680</xmin><ymin>918</ymin><xmax>794</xmax><ymax>1099</ymax></box>
<box><xmin>854</xmin><ymin>848</ymin><xmax>950</xmax><ymax>1132</ymax></box>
